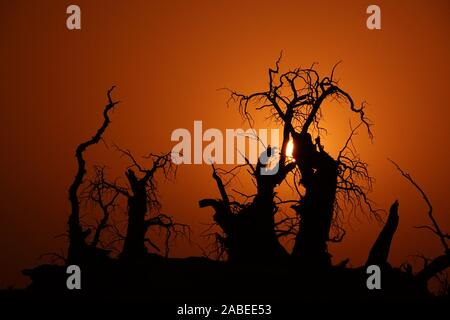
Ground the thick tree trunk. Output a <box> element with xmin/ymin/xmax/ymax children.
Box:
<box><xmin>230</xmin><ymin>190</ymin><xmax>288</xmax><ymax>263</ymax></box>
<box><xmin>201</xmin><ymin>186</ymin><xmax>288</xmax><ymax>263</ymax></box>
<box><xmin>291</xmin><ymin>133</ymin><xmax>338</xmax><ymax>268</ymax></box>
<box><xmin>120</xmin><ymin>170</ymin><xmax>149</xmax><ymax>261</ymax></box>
<box><xmin>67</xmin><ymin>138</ymin><xmax>93</xmax><ymax>263</ymax></box>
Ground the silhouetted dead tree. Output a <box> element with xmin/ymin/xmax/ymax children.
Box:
<box><xmin>95</xmin><ymin>148</ymin><xmax>189</xmax><ymax>261</ymax></box>
<box><xmin>67</xmin><ymin>86</ymin><xmax>119</xmax><ymax>264</ymax></box>
<box><xmin>200</xmin><ymin>111</ymin><xmax>296</xmax><ymax>263</ymax></box>
<box><xmin>389</xmin><ymin>159</ymin><xmax>450</xmax><ymax>290</ymax></box>
<box><xmin>226</xmin><ymin>55</ymin><xmax>377</xmax><ymax>268</ymax></box>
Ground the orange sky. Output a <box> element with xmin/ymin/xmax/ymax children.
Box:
<box><xmin>1</xmin><ymin>0</ymin><xmax>449</xmax><ymax>288</ymax></box>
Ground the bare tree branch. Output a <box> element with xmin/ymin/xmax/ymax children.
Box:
<box><xmin>389</xmin><ymin>159</ymin><xmax>449</xmax><ymax>254</ymax></box>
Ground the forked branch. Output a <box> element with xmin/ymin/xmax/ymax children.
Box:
<box><xmin>389</xmin><ymin>159</ymin><xmax>449</xmax><ymax>254</ymax></box>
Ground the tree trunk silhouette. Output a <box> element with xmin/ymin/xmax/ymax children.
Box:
<box><xmin>291</xmin><ymin>132</ymin><xmax>338</xmax><ymax>268</ymax></box>
<box><xmin>67</xmin><ymin>86</ymin><xmax>119</xmax><ymax>264</ymax></box>
<box><xmin>221</xmin><ymin>172</ymin><xmax>288</xmax><ymax>263</ymax></box>
<box><xmin>366</xmin><ymin>200</ymin><xmax>399</xmax><ymax>266</ymax></box>
<box><xmin>120</xmin><ymin>169</ymin><xmax>151</xmax><ymax>260</ymax></box>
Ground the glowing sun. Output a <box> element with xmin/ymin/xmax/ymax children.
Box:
<box><xmin>286</xmin><ymin>139</ymin><xmax>295</xmax><ymax>161</ymax></box>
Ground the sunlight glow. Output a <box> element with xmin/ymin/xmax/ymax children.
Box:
<box><xmin>286</xmin><ymin>139</ymin><xmax>295</xmax><ymax>161</ymax></box>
